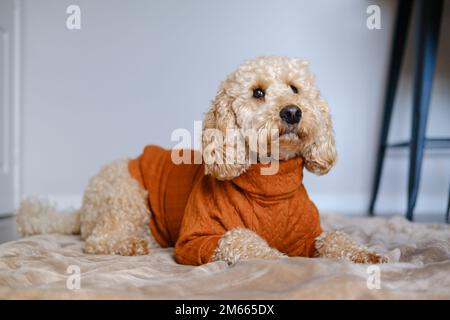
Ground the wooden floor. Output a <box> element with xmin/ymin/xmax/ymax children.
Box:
<box><xmin>0</xmin><ymin>213</ymin><xmax>447</xmax><ymax>245</ymax></box>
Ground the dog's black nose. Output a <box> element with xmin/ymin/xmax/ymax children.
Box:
<box><xmin>279</xmin><ymin>105</ymin><xmax>302</xmax><ymax>124</ymax></box>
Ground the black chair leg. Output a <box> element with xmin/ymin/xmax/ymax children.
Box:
<box><xmin>369</xmin><ymin>0</ymin><xmax>413</xmax><ymax>215</ymax></box>
<box><xmin>406</xmin><ymin>0</ymin><xmax>444</xmax><ymax>221</ymax></box>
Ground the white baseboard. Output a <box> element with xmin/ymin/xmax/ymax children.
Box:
<box><xmin>46</xmin><ymin>194</ymin><xmax>83</xmax><ymax>209</ymax></box>
<box><xmin>24</xmin><ymin>192</ymin><xmax>446</xmax><ymax>217</ymax></box>
<box><xmin>20</xmin><ymin>194</ymin><xmax>83</xmax><ymax>210</ymax></box>
<box><xmin>312</xmin><ymin>192</ymin><xmax>447</xmax><ymax>215</ymax></box>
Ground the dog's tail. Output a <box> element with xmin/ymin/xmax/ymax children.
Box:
<box><xmin>16</xmin><ymin>197</ymin><xmax>81</xmax><ymax>236</ymax></box>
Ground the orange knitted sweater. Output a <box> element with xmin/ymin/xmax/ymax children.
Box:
<box><xmin>129</xmin><ymin>145</ymin><xmax>322</xmax><ymax>265</ymax></box>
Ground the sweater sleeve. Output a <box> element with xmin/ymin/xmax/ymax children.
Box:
<box><xmin>174</xmin><ymin>177</ymin><xmax>227</xmax><ymax>265</ymax></box>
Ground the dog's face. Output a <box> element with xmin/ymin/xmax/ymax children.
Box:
<box><xmin>203</xmin><ymin>56</ymin><xmax>337</xmax><ymax>180</ymax></box>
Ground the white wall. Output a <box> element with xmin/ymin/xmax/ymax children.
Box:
<box><xmin>20</xmin><ymin>0</ymin><xmax>450</xmax><ymax>214</ymax></box>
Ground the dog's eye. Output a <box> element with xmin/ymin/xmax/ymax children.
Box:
<box><xmin>253</xmin><ymin>88</ymin><xmax>265</xmax><ymax>99</ymax></box>
<box><xmin>290</xmin><ymin>85</ymin><xmax>299</xmax><ymax>94</ymax></box>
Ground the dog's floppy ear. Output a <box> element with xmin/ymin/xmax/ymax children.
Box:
<box><xmin>302</xmin><ymin>99</ymin><xmax>337</xmax><ymax>175</ymax></box>
<box><xmin>202</xmin><ymin>85</ymin><xmax>250</xmax><ymax>180</ymax></box>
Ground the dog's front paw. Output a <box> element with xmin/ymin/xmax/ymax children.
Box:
<box><xmin>315</xmin><ymin>231</ymin><xmax>389</xmax><ymax>264</ymax></box>
<box><xmin>212</xmin><ymin>227</ymin><xmax>285</xmax><ymax>265</ymax></box>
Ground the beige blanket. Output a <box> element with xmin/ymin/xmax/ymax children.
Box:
<box><xmin>0</xmin><ymin>214</ymin><xmax>449</xmax><ymax>299</ymax></box>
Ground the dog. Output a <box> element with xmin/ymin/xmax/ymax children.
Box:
<box><xmin>17</xmin><ymin>56</ymin><xmax>388</xmax><ymax>265</ymax></box>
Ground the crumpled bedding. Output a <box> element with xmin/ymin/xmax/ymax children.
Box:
<box><xmin>0</xmin><ymin>214</ymin><xmax>449</xmax><ymax>299</ymax></box>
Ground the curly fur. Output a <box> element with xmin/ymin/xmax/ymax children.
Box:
<box><xmin>16</xmin><ymin>197</ymin><xmax>81</xmax><ymax>236</ymax></box>
<box><xmin>203</xmin><ymin>56</ymin><xmax>337</xmax><ymax>180</ymax></box>
<box><xmin>17</xmin><ymin>160</ymin><xmax>159</xmax><ymax>256</ymax></box>
<box><xmin>204</xmin><ymin>56</ymin><xmax>386</xmax><ymax>264</ymax></box>
<box><xmin>212</xmin><ymin>228</ymin><xmax>286</xmax><ymax>265</ymax></box>
<box><xmin>314</xmin><ymin>231</ymin><xmax>388</xmax><ymax>264</ymax></box>
<box><xmin>80</xmin><ymin>159</ymin><xmax>159</xmax><ymax>255</ymax></box>
<box><xmin>16</xmin><ymin>56</ymin><xmax>387</xmax><ymax>264</ymax></box>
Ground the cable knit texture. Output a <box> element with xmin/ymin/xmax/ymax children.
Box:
<box><xmin>129</xmin><ymin>145</ymin><xmax>322</xmax><ymax>265</ymax></box>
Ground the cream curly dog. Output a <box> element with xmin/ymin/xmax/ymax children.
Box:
<box><xmin>17</xmin><ymin>56</ymin><xmax>387</xmax><ymax>265</ymax></box>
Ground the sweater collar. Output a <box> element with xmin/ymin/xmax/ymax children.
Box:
<box><xmin>231</xmin><ymin>157</ymin><xmax>304</xmax><ymax>198</ymax></box>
